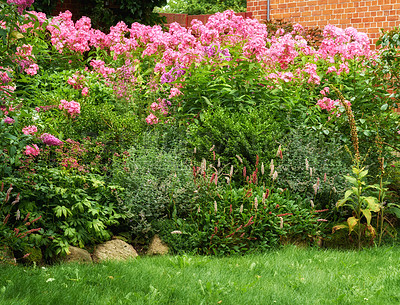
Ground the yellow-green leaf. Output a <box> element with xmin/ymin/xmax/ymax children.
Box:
<box><xmin>336</xmin><ymin>198</ymin><xmax>348</xmax><ymax>208</ymax></box>
<box><xmin>332</xmin><ymin>224</ymin><xmax>347</xmax><ymax>233</ymax></box>
<box><xmin>366</xmin><ymin>225</ymin><xmax>376</xmax><ymax>238</ymax></box>
<box><xmin>364</xmin><ymin>197</ymin><xmax>380</xmax><ymax>212</ymax></box>
<box><xmin>361</xmin><ymin>208</ymin><xmax>372</xmax><ymax>225</ymax></box>
<box><xmin>359</xmin><ymin>169</ymin><xmax>368</xmax><ymax>179</ymax></box>
<box><xmin>344</xmin><ymin>175</ymin><xmax>357</xmax><ymax>186</ymax></box>
<box><xmin>347</xmin><ymin>217</ymin><xmax>359</xmax><ymax>234</ymax></box>
<box><xmin>11</xmin><ymin>31</ymin><xmax>24</xmax><ymax>39</ymax></box>
<box><xmin>344</xmin><ymin>189</ymin><xmax>353</xmax><ymax>199</ymax></box>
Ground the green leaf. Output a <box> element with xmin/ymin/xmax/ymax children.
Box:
<box><xmin>359</xmin><ymin>170</ymin><xmax>368</xmax><ymax>179</ymax></box>
<box><xmin>336</xmin><ymin>198</ymin><xmax>348</xmax><ymax>208</ymax></box>
<box><xmin>202</xmin><ymin>96</ymin><xmax>213</xmax><ymax>107</ymax></box>
<box><xmin>380</xmin><ymin>104</ymin><xmax>388</xmax><ymax>111</ymax></box>
<box><xmin>344</xmin><ymin>175</ymin><xmax>357</xmax><ymax>186</ymax></box>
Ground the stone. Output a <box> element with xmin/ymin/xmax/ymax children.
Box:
<box><xmin>92</xmin><ymin>239</ymin><xmax>138</xmax><ymax>262</ymax></box>
<box><xmin>147</xmin><ymin>234</ymin><xmax>169</xmax><ymax>256</ymax></box>
<box><xmin>0</xmin><ymin>245</ymin><xmax>16</xmax><ymax>265</ymax></box>
<box><xmin>64</xmin><ymin>246</ymin><xmax>92</xmax><ymax>263</ymax></box>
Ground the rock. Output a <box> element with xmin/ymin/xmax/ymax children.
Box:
<box><xmin>0</xmin><ymin>245</ymin><xmax>16</xmax><ymax>265</ymax></box>
<box><xmin>65</xmin><ymin>246</ymin><xmax>92</xmax><ymax>263</ymax></box>
<box><xmin>92</xmin><ymin>239</ymin><xmax>138</xmax><ymax>262</ymax></box>
<box><xmin>147</xmin><ymin>234</ymin><xmax>169</xmax><ymax>256</ymax></box>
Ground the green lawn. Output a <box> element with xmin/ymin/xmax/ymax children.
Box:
<box><xmin>1</xmin><ymin>246</ymin><xmax>399</xmax><ymax>304</ymax></box>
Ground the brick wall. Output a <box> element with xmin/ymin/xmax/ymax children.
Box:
<box><xmin>161</xmin><ymin>12</ymin><xmax>253</xmax><ymax>28</ymax></box>
<box><xmin>248</xmin><ymin>0</ymin><xmax>400</xmax><ymax>44</ymax></box>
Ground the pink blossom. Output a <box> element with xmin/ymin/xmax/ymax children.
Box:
<box><xmin>316</xmin><ymin>97</ymin><xmax>340</xmax><ymax>112</ymax></box>
<box><xmin>41</xmin><ymin>133</ymin><xmax>63</xmax><ymax>146</ymax></box>
<box><xmin>145</xmin><ymin>113</ymin><xmax>159</xmax><ymax>125</ymax></box>
<box><xmin>59</xmin><ymin>100</ymin><xmax>81</xmax><ymax>118</ymax></box>
<box><xmin>3</xmin><ymin>116</ymin><xmax>15</xmax><ymax>124</ymax></box>
<box><xmin>81</xmin><ymin>87</ymin><xmax>89</xmax><ymax>96</ymax></box>
<box><xmin>7</xmin><ymin>0</ymin><xmax>34</xmax><ymax>14</ymax></box>
<box><xmin>320</xmin><ymin>87</ymin><xmax>330</xmax><ymax>96</ymax></box>
<box><xmin>169</xmin><ymin>87</ymin><xmax>182</xmax><ymax>98</ymax></box>
<box><xmin>24</xmin><ymin>144</ymin><xmax>40</xmax><ymax>157</ymax></box>
<box><xmin>22</xmin><ymin>125</ymin><xmax>38</xmax><ymax>135</ymax></box>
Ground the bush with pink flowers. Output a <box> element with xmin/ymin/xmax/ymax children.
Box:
<box><xmin>0</xmin><ymin>0</ymin><xmax>399</xmax><ymax>259</ymax></box>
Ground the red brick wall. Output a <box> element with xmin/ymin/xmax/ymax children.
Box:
<box><xmin>248</xmin><ymin>0</ymin><xmax>400</xmax><ymax>44</ymax></box>
<box><xmin>161</xmin><ymin>12</ymin><xmax>253</xmax><ymax>28</ymax></box>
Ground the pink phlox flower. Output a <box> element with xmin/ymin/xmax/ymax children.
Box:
<box><xmin>24</xmin><ymin>144</ymin><xmax>40</xmax><ymax>156</ymax></box>
<box><xmin>320</xmin><ymin>87</ymin><xmax>330</xmax><ymax>95</ymax></box>
<box><xmin>145</xmin><ymin>113</ymin><xmax>159</xmax><ymax>125</ymax></box>
<box><xmin>22</xmin><ymin>125</ymin><xmax>38</xmax><ymax>135</ymax></box>
<box><xmin>169</xmin><ymin>87</ymin><xmax>182</xmax><ymax>99</ymax></box>
<box><xmin>59</xmin><ymin>99</ymin><xmax>81</xmax><ymax>118</ymax></box>
<box><xmin>3</xmin><ymin>116</ymin><xmax>15</xmax><ymax>124</ymax></box>
<box><xmin>41</xmin><ymin>133</ymin><xmax>63</xmax><ymax>146</ymax></box>
<box><xmin>7</xmin><ymin>0</ymin><xmax>34</xmax><ymax>14</ymax></box>
<box><xmin>303</xmin><ymin>63</ymin><xmax>320</xmax><ymax>84</ymax></box>
<box><xmin>81</xmin><ymin>87</ymin><xmax>89</xmax><ymax>96</ymax></box>
<box><xmin>317</xmin><ymin>97</ymin><xmax>340</xmax><ymax>112</ymax></box>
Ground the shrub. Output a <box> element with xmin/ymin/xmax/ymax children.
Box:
<box><xmin>111</xmin><ymin>131</ymin><xmax>197</xmax><ymax>238</ymax></box>
<box><xmin>187</xmin><ymin>105</ymin><xmax>285</xmax><ymax>185</ymax></box>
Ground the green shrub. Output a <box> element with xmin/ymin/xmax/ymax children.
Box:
<box><xmin>2</xmin><ymin>167</ymin><xmax>123</xmax><ymax>259</ymax></box>
<box><xmin>275</xmin><ymin>127</ymin><xmax>352</xmax><ymax>209</ymax></box>
<box><xmin>111</xmin><ymin>131</ymin><xmax>197</xmax><ymax>238</ymax></box>
<box><xmin>187</xmin><ymin>105</ymin><xmax>285</xmax><ymax>185</ymax></box>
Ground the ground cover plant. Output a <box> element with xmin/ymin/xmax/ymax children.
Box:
<box><xmin>0</xmin><ymin>0</ymin><xmax>399</xmax><ymax>261</ymax></box>
<box><xmin>0</xmin><ymin>246</ymin><xmax>399</xmax><ymax>304</ymax></box>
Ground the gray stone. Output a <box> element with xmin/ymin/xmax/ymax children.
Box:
<box><xmin>147</xmin><ymin>234</ymin><xmax>169</xmax><ymax>256</ymax></box>
<box><xmin>92</xmin><ymin>239</ymin><xmax>138</xmax><ymax>262</ymax></box>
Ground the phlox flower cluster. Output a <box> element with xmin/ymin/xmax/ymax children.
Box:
<box><xmin>22</xmin><ymin>125</ymin><xmax>38</xmax><ymax>135</ymax></box>
<box><xmin>41</xmin><ymin>133</ymin><xmax>63</xmax><ymax>146</ymax></box>
<box><xmin>47</xmin><ymin>11</ymin><xmax>92</xmax><ymax>54</ymax></box>
<box><xmin>20</xmin><ymin>11</ymin><xmax>47</xmax><ymax>32</ymax></box>
<box><xmin>15</xmin><ymin>44</ymin><xmax>39</xmax><ymax>75</ymax></box>
<box><xmin>33</xmin><ymin>9</ymin><xmax>373</xmax><ymax>125</ymax></box>
<box><xmin>0</xmin><ymin>67</ymin><xmax>12</xmax><ymax>84</ymax></box>
<box><xmin>3</xmin><ymin>116</ymin><xmax>15</xmax><ymax>124</ymax></box>
<box><xmin>316</xmin><ymin>97</ymin><xmax>340</xmax><ymax>112</ymax></box>
<box><xmin>7</xmin><ymin>0</ymin><xmax>34</xmax><ymax>14</ymax></box>
<box><xmin>59</xmin><ymin>99</ymin><xmax>81</xmax><ymax>118</ymax></box>
<box><xmin>146</xmin><ymin>98</ymin><xmax>172</xmax><ymax>124</ymax></box>
<box><xmin>67</xmin><ymin>73</ymin><xmax>89</xmax><ymax>96</ymax></box>
<box><xmin>24</xmin><ymin>144</ymin><xmax>40</xmax><ymax>157</ymax></box>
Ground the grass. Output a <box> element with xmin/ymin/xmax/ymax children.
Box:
<box><xmin>0</xmin><ymin>246</ymin><xmax>400</xmax><ymax>304</ymax></box>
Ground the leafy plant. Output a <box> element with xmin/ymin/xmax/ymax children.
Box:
<box><xmin>111</xmin><ymin>132</ymin><xmax>197</xmax><ymax>239</ymax></box>
<box><xmin>333</xmin><ymin>166</ymin><xmax>381</xmax><ymax>249</ymax></box>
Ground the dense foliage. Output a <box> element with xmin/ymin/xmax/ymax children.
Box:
<box><xmin>0</xmin><ymin>0</ymin><xmax>399</xmax><ymax>261</ymax></box>
<box><xmin>155</xmin><ymin>0</ymin><xmax>246</xmax><ymax>15</ymax></box>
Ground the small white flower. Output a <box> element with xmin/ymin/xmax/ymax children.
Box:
<box><xmin>170</xmin><ymin>230</ymin><xmax>182</xmax><ymax>234</ymax></box>
<box><xmin>272</xmin><ymin>170</ymin><xmax>278</xmax><ymax>181</ymax></box>
<box><xmin>46</xmin><ymin>278</ymin><xmax>55</xmax><ymax>282</ymax></box>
